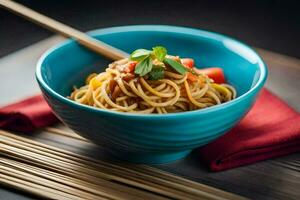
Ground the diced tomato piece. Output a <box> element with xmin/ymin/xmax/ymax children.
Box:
<box><xmin>187</xmin><ymin>72</ymin><xmax>198</xmax><ymax>82</ymax></box>
<box><xmin>181</xmin><ymin>58</ymin><xmax>194</xmax><ymax>68</ymax></box>
<box><xmin>123</xmin><ymin>61</ymin><xmax>137</xmax><ymax>73</ymax></box>
<box><xmin>194</xmin><ymin>67</ymin><xmax>225</xmax><ymax>84</ymax></box>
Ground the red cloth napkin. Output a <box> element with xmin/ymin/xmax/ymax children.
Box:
<box><xmin>1</xmin><ymin>89</ymin><xmax>300</xmax><ymax>171</ymax></box>
<box><xmin>198</xmin><ymin>89</ymin><xmax>300</xmax><ymax>171</ymax></box>
<box><xmin>0</xmin><ymin>95</ymin><xmax>58</xmax><ymax>132</ymax></box>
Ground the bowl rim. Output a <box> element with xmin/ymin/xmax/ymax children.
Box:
<box><xmin>36</xmin><ymin>25</ymin><xmax>268</xmax><ymax>119</ymax></box>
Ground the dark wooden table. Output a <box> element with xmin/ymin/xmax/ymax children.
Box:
<box><xmin>0</xmin><ymin>36</ymin><xmax>299</xmax><ymax>200</ymax></box>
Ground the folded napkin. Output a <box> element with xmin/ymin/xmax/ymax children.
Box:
<box><xmin>1</xmin><ymin>89</ymin><xmax>299</xmax><ymax>171</ymax></box>
<box><xmin>198</xmin><ymin>89</ymin><xmax>300</xmax><ymax>171</ymax></box>
<box><xmin>0</xmin><ymin>95</ymin><xmax>58</xmax><ymax>132</ymax></box>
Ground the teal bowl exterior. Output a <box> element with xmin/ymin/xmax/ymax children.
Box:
<box><xmin>36</xmin><ymin>25</ymin><xmax>267</xmax><ymax>164</ymax></box>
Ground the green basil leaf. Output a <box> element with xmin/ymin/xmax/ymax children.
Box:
<box><xmin>130</xmin><ymin>49</ymin><xmax>151</xmax><ymax>61</ymax></box>
<box><xmin>164</xmin><ymin>58</ymin><xmax>187</xmax><ymax>75</ymax></box>
<box><xmin>148</xmin><ymin>66</ymin><xmax>165</xmax><ymax>80</ymax></box>
<box><xmin>134</xmin><ymin>56</ymin><xmax>153</xmax><ymax>76</ymax></box>
<box><xmin>152</xmin><ymin>46</ymin><xmax>167</xmax><ymax>61</ymax></box>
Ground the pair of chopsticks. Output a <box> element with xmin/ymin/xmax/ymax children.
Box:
<box><xmin>0</xmin><ymin>130</ymin><xmax>247</xmax><ymax>200</ymax></box>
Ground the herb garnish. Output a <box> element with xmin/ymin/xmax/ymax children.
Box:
<box><xmin>164</xmin><ymin>58</ymin><xmax>187</xmax><ymax>75</ymax></box>
<box><xmin>152</xmin><ymin>46</ymin><xmax>167</xmax><ymax>62</ymax></box>
<box><xmin>134</xmin><ymin>56</ymin><xmax>153</xmax><ymax>76</ymax></box>
<box><xmin>130</xmin><ymin>46</ymin><xmax>189</xmax><ymax>79</ymax></box>
<box><xmin>130</xmin><ymin>49</ymin><xmax>151</xmax><ymax>61</ymax></box>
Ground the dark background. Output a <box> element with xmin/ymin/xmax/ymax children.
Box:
<box><xmin>0</xmin><ymin>0</ymin><xmax>300</xmax><ymax>58</ymax></box>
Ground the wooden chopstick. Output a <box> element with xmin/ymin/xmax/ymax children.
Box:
<box><xmin>0</xmin><ymin>130</ymin><xmax>247</xmax><ymax>200</ymax></box>
<box><xmin>0</xmin><ymin>0</ymin><xmax>129</xmax><ymax>60</ymax></box>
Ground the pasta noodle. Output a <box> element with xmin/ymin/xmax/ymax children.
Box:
<box><xmin>70</xmin><ymin>47</ymin><xmax>236</xmax><ymax>114</ymax></box>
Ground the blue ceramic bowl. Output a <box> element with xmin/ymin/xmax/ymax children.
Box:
<box><xmin>36</xmin><ymin>25</ymin><xmax>267</xmax><ymax>164</ymax></box>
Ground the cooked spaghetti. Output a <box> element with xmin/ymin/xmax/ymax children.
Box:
<box><xmin>70</xmin><ymin>46</ymin><xmax>236</xmax><ymax>114</ymax></box>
